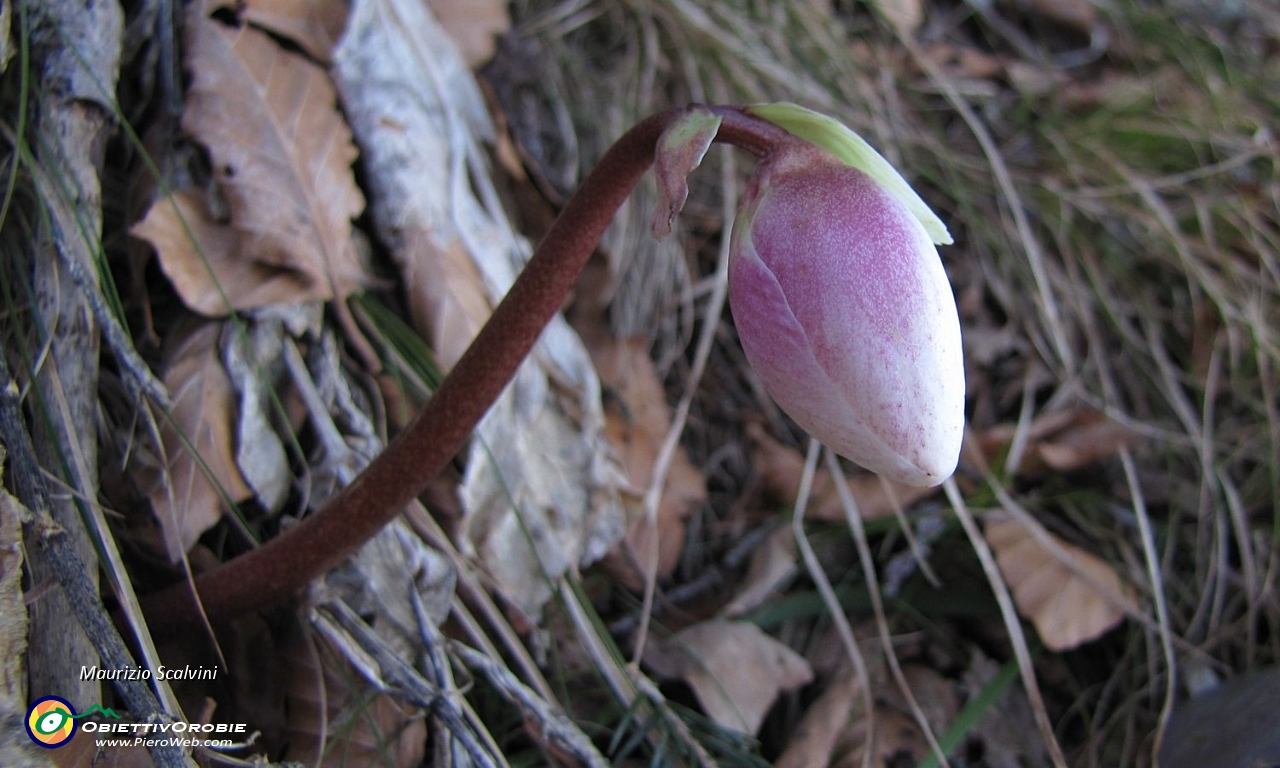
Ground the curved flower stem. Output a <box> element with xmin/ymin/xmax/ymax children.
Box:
<box><xmin>142</xmin><ymin>105</ymin><xmax>791</xmax><ymax>636</ymax></box>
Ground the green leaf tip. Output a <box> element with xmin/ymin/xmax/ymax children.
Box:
<box><xmin>747</xmin><ymin>102</ymin><xmax>953</xmax><ymax>246</ymax></box>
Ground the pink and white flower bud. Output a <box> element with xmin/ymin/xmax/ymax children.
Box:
<box><xmin>729</xmin><ymin>144</ymin><xmax>964</xmax><ymax>487</ymax></box>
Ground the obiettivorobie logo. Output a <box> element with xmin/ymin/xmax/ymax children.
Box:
<box><xmin>24</xmin><ymin>695</ymin><xmax>248</xmax><ymax>751</ymax></box>
<box><xmin>25</xmin><ymin>697</ymin><xmax>121</xmax><ymax>749</ymax></box>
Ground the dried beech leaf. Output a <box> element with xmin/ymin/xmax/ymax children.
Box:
<box><xmin>723</xmin><ymin>526</ymin><xmax>797</xmax><ymax>617</ymax></box>
<box><xmin>646</xmin><ymin>619</ymin><xmax>812</xmax><ymax>735</ymax></box>
<box><xmin>285</xmin><ymin>629</ymin><xmax>426</xmax><ymax>767</ymax></box>
<box><xmin>223</xmin><ymin>311</ymin><xmax>298</xmax><ymax>513</ymax></box>
<box><xmin>975</xmin><ymin>407</ymin><xmax>1144</xmax><ymax>478</ymax></box>
<box><xmin>775</xmin><ymin>668</ymin><xmax>859</xmax><ymax>768</ymax></box>
<box><xmin>237</xmin><ymin>0</ymin><xmax>350</xmax><ymax>62</ymax></box>
<box><xmin>832</xmin><ymin>709</ymin><xmax>930</xmax><ymax>768</ymax></box>
<box><xmin>145</xmin><ymin>323</ymin><xmax>253</xmax><ymax>562</ymax></box>
<box><xmin>132</xmin><ymin>189</ymin><xmax>317</xmax><ymax>315</ymax></box>
<box><xmin>749</xmin><ymin>424</ymin><xmax>934</xmax><ymax>520</ymax></box>
<box><xmin>167</xmin><ymin>18</ymin><xmax>368</xmax><ymax>316</ymax></box>
<box><xmin>984</xmin><ymin>514</ymin><xmax>1135</xmax><ymax>651</ymax></box>
<box><xmin>400</xmin><ymin>232</ymin><xmax>492</xmax><ymax>371</ymax></box>
<box><xmin>426</xmin><ymin>0</ymin><xmax>510</xmax><ymax>68</ymax></box>
<box><xmin>590</xmin><ymin>334</ymin><xmax>705</xmax><ymax>591</ymax></box>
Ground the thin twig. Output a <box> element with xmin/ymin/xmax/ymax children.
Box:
<box><xmin>450</xmin><ymin>641</ymin><xmax>609</xmax><ymax>768</ymax></box>
<box><xmin>10</xmin><ymin>128</ymin><xmax>171</xmax><ymax>409</ymax></box>
<box><xmin>317</xmin><ymin>600</ymin><xmax>500</xmax><ymax>768</ymax></box>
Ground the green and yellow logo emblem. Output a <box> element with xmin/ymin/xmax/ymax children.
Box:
<box><xmin>25</xmin><ymin>696</ymin><xmax>78</xmax><ymax>748</ymax></box>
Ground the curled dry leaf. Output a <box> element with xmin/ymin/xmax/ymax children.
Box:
<box><xmin>749</xmin><ymin>424</ymin><xmax>935</xmax><ymax>520</ymax></box>
<box><xmin>232</xmin><ymin>0</ymin><xmax>351</xmax><ymax>62</ymax></box>
<box><xmin>723</xmin><ymin>525</ymin><xmax>797</xmax><ymax>617</ymax></box>
<box><xmin>774</xmin><ymin>667</ymin><xmax>859</xmax><ymax>768</ymax></box>
<box><xmin>984</xmin><ymin>513</ymin><xmax>1136</xmax><ymax>651</ymax></box>
<box><xmin>974</xmin><ymin>407</ymin><xmax>1145</xmax><ymax>479</ymax></box>
<box><xmin>143</xmin><ymin>323</ymin><xmax>253</xmax><ymax>562</ymax></box>
<box><xmin>644</xmin><ymin>619</ymin><xmax>812</xmax><ymax>735</ymax></box>
<box><xmin>589</xmin><ymin>334</ymin><xmax>706</xmax><ymax>592</ymax></box>
<box><xmin>134</xmin><ymin>17</ymin><xmax>369</xmax><ymax>317</ymax></box>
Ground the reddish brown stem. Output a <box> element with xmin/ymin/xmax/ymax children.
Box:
<box><xmin>141</xmin><ymin>105</ymin><xmax>791</xmax><ymax>636</ymax></box>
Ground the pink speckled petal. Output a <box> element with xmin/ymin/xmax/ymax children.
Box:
<box><xmin>728</xmin><ymin>152</ymin><xmax>964</xmax><ymax>486</ymax></box>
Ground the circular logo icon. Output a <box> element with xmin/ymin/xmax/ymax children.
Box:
<box><xmin>26</xmin><ymin>696</ymin><xmax>78</xmax><ymax>748</ymax></box>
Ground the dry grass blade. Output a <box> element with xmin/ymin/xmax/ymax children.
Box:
<box><xmin>944</xmin><ymin>479</ymin><xmax>1068</xmax><ymax>768</ymax></box>
<box><xmin>827</xmin><ymin>448</ymin><xmax>949</xmax><ymax>768</ymax></box>
<box><xmin>790</xmin><ymin>439</ymin><xmax>877</xmax><ymax>768</ymax></box>
<box><xmin>1119</xmin><ymin>448</ymin><xmax>1177</xmax><ymax>759</ymax></box>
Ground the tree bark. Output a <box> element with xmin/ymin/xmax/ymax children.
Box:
<box><xmin>22</xmin><ymin>0</ymin><xmax>123</xmax><ymax>708</ymax></box>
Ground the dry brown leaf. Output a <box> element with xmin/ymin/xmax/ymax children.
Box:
<box><xmin>132</xmin><ymin>189</ymin><xmax>320</xmax><ymax>315</ymax></box>
<box><xmin>144</xmin><ymin>17</ymin><xmax>369</xmax><ymax>317</ymax></box>
<box><xmin>590</xmin><ymin>334</ymin><xmax>706</xmax><ymax>592</ymax></box>
<box><xmin>984</xmin><ymin>514</ymin><xmax>1136</xmax><ymax>651</ymax></box>
<box><xmin>974</xmin><ymin>407</ymin><xmax>1144</xmax><ymax>478</ymax></box>
<box><xmin>236</xmin><ymin>0</ymin><xmax>350</xmax><ymax>62</ymax></box>
<box><xmin>775</xmin><ymin>667</ymin><xmax>859</xmax><ymax>768</ymax></box>
<box><xmin>832</xmin><ymin>708</ymin><xmax>930</xmax><ymax>768</ymax></box>
<box><xmin>723</xmin><ymin>526</ymin><xmax>797</xmax><ymax>617</ymax></box>
<box><xmin>398</xmin><ymin>231</ymin><xmax>492</xmax><ymax>370</ymax></box>
<box><xmin>920</xmin><ymin>42</ymin><xmax>1007</xmax><ymax>81</ymax></box>
<box><xmin>285</xmin><ymin>629</ymin><xmax>426</xmax><ymax>767</ymax></box>
<box><xmin>144</xmin><ymin>323</ymin><xmax>253</xmax><ymax>561</ymax></box>
<box><xmin>645</xmin><ymin>619</ymin><xmax>812</xmax><ymax>735</ymax></box>
<box><xmin>749</xmin><ymin>424</ymin><xmax>935</xmax><ymax>521</ymax></box>
<box><xmin>426</xmin><ymin>0</ymin><xmax>510</xmax><ymax>68</ymax></box>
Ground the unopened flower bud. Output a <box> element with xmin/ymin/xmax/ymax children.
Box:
<box><xmin>729</xmin><ymin>105</ymin><xmax>964</xmax><ymax>486</ymax></box>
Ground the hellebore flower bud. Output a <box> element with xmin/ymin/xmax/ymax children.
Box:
<box><xmin>728</xmin><ymin>104</ymin><xmax>964</xmax><ymax>487</ymax></box>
